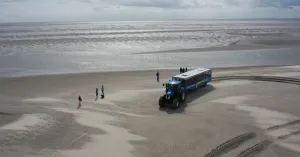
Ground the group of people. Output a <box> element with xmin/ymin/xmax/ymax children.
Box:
<box><xmin>156</xmin><ymin>67</ymin><xmax>188</xmax><ymax>83</ymax></box>
<box><xmin>180</xmin><ymin>67</ymin><xmax>188</xmax><ymax>73</ymax></box>
<box><xmin>77</xmin><ymin>85</ymin><xmax>104</xmax><ymax>109</ymax></box>
<box><xmin>77</xmin><ymin>67</ymin><xmax>189</xmax><ymax>110</ymax></box>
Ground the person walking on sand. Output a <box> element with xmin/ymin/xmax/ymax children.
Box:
<box><xmin>156</xmin><ymin>71</ymin><xmax>160</xmax><ymax>82</ymax></box>
<box><xmin>77</xmin><ymin>95</ymin><xmax>82</xmax><ymax>109</ymax></box>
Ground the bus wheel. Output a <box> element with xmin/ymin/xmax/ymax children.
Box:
<box><xmin>159</xmin><ymin>96</ymin><xmax>166</xmax><ymax>108</ymax></box>
<box><xmin>180</xmin><ymin>92</ymin><xmax>186</xmax><ymax>102</ymax></box>
<box><xmin>172</xmin><ymin>99</ymin><xmax>179</xmax><ymax>109</ymax></box>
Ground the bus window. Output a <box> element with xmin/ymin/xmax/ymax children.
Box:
<box><xmin>187</xmin><ymin>78</ymin><xmax>192</xmax><ymax>86</ymax></box>
<box><xmin>181</xmin><ymin>80</ymin><xmax>185</xmax><ymax>87</ymax></box>
<box><xmin>200</xmin><ymin>73</ymin><xmax>204</xmax><ymax>81</ymax></box>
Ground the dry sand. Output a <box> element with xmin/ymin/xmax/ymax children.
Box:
<box><xmin>0</xmin><ymin>67</ymin><xmax>300</xmax><ymax>157</ymax></box>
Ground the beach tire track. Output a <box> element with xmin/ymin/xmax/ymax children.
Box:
<box><xmin>204</xmin><ymin>132</ymin><xmax>256</xmax><ymax>157</ymax></box>
<box><xmin>266</xmin><ymin>120</ymin><xmax>300</xmax><ymax>131</ymax></box>
<box><xmin>264</xmin><ymin>119</ymin><xmax>300</xmax><ymax>140</ymax></box>
<box><xmin>236</xmin><ymin>140</ymin><xmax>271</xmax><ymax>157</ymax></box>
<box><xmin>277</xmin><ymin>129</ymin><xmax>300</xmax><ymax>140</ymax></box>
<box><xmin>213</xmin><ymin>76</ymin><xmax>300</xmax><ymax>85</ymax></box>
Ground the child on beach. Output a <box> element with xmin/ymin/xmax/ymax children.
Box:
<box><xmin>77</xmin><ymin>95</ymin><xmax>82</xmax><ymax>109</ymax></box>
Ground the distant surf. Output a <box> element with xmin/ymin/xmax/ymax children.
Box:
<box><xmin>1</xmin><ymin>20</ymin><xmax>300</xmax><ymax>77</ymax></box>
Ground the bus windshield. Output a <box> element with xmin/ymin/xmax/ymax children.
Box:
<box><xmin>172</xmin><ymin>77</ymin><xmax>181</xmax><ymax>81</ymax></box>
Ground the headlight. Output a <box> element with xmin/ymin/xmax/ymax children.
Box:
<box><xmin>166</xmin><ymin>95</ymin><xmax>169</xmax><ymax>99</ymax></box>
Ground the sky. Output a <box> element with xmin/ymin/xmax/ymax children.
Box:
<box><xmin>1</xmin><ymin>0</ymin><xmax>300</xmax><ymax>22</ymax></box>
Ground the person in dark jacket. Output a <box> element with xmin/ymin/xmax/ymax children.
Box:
<box><xmin>101</xmin><ymin>85</ymin><xmax>104</xmax><ymax>95</ymax></box>
<box><xmin>180</xmin><ymin>67</ymin><xmax>182</xmax><ymax>73</ymax></box>
<box><xmin>156</xmin><ymin>71</ymin><xmax>160</xmax><ymax>82</ymax></box>
<box><xmin>77</xmin><ymin>95</ymin><xmax>82</xmax><ymax>109</ymax></box>
<box><xmin>185</xmin><ymin>67</ymin><xmax>187</xmax><ymax>72</ymax></box>
<box><xmin>101</xmin><ymin>85</ymin><xmax>105</xmax><ymax>99</ymax></box>
<box><xmin>95</xmin><ymin>88</ymin><xmax>99</xmax><ymax>100</ymax></box>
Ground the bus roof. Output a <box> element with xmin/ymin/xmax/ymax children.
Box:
<box><xmin>173</xmin><ymin>68</ymin><xmax>211</xmax><ymax>80</ymax></box>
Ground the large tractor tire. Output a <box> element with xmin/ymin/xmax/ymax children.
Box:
<box><xmin>159</xmin><ymin>96</ymin><xmax>166</xmax><ymax>108</ymax></box>
<box><xmin>180</xmin><ymin>92</ymin><xmax>186</xmax><ymax>102</ymax></box>
<box><xmin>172</xmin><ymin>99</ymin><xmax>180</xmax><ymax>109</ymax></box>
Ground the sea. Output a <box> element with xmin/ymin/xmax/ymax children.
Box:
<box><xmin>1</xmin><ymin>20</ymin><xmax>300</xmax><ymax>77</ymax></box>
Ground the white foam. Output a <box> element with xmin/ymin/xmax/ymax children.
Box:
<box><xmin>213</xmin><ymin>80</ymin><xmax>252</xmax><ymax>87</ymax></box>
<box><xmin>23</xmin><ymin>97</ymin><xmax>64</xmax><ymax>103</ymax></box>
<box><xmin>52</xmin><ymin>107</ymin><xmax>146</xmax><ymax>157</ymax></box>
<box><xmin>1</xmin><ymin>114</ymin><xmax>45</xmax><ymax>130</ymax></box>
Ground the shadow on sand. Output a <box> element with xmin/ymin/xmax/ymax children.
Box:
<box><xmin>95</xmin><ymin>95</ymin><xmax>105</xmax><ymax>101</ymax></box>
<box><xmin>160</xmin><ymin>85</ymin><xmax>216</xmax><ymax>114</ymax></box>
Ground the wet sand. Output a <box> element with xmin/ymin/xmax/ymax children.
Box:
<box><xmin>1</xmin><ymin>66</ymin><xmax>300</xmax><ymax>157</ymax></box>
<box><xmin>138</xmin><ymin>36</ymin><xmax>300</xmax><ymax>54</ymax></box>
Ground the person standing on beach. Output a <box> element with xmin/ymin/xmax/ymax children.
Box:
<box><xmin>95</xmin><ymin>88</ymin><xmax>99</xmax><ymax>100</ymax></box>
<box><xmin>180</xmin><ymin>67</ymin><xmax>182</xmax><ymax>73</ymax></box>
<box><xmin>185</xmin><ymin>67</ymin><xmax>187</xmax><ymax>72</ymax></box>
<box><xmin>77</xmin><ymin>95</ymin><xmax>82</xmax><ymax>109</ymax></box>
<box><xmin>156</xmin><ymin>71</ymin><xmax>160</xmax><ymax>82</ymax></box>
<box><xmin>101</xmin><ymin>85</ymin><xmax>104</xmax><ymax>95</ymax></box>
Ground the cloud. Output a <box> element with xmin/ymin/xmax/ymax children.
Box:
<box><xmin>2</xmin><ymin>0</ymin><xmax>300</xmax><ymax>9</ymax></box>
<box><xmin>79</xmin><ymin>0</ymin><xmax>300</xmax><ymax>9</ymax></box>
<box><xmin>1</xmin><ymin>0</ymin><xmax>300</xmax><ymax>22</ymax></box>
<box><xmin>257</xmin><ymin>0</ymin><xmax>300</xmax><ymax>8</ymax></box>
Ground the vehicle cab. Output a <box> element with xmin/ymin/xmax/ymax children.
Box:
<box><xmin>164</xmin><ymin>80</ymin><xmax>183</xmax><ymax>99</ymax></box>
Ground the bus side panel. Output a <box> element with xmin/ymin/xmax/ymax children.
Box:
<box><xmin>195</xmin><ymin>71</ymin><xmax>212</xmax><ymax>89</ymax></box>
<box><xmin>185</xmin><ymin>70</ymin><xmax>212</xmax><ymax>91</ymax></box>
<box><xmin>186</xmin><ymin>84</ymin><xmax>196</xmax><ymax>90</ymax></box>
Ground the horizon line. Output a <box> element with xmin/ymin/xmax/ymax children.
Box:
<box><xmin>1</xmin><ymin>18</ymin><xmax>300</xmax><ymax>24</ymax></box>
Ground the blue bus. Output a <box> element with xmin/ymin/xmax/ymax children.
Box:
<box><xmin>172</xmin><ymin>68</ymin><xmax>212</xmax><ymax>90</ymax></box>
<box><xmin>159</xmin><ymin>68</ymin><xmax>212</xmax><ymax>108</ymax></box>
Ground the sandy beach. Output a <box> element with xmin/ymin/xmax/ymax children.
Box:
<box><xmin>0</xmin><ymin>66</ymin><xmax>300</xmax><ymax>157</ymax></box>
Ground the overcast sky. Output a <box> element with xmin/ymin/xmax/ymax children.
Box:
<box><xmin>1</xmin><ymin>0</ymin><xmax>300</xmax><ymax>22</ymax></box>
